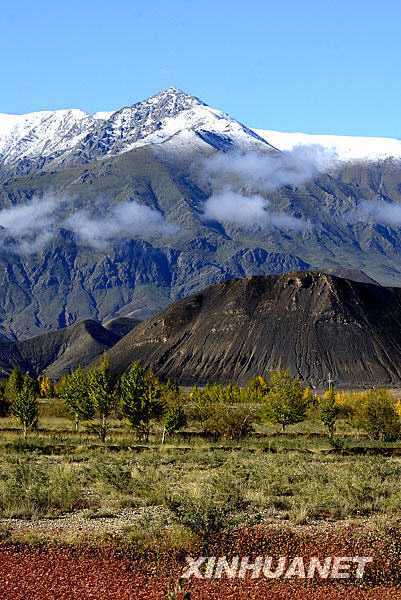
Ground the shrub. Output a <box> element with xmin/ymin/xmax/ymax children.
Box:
<box><xmin>337</xmin><ymin>389</ymin><xmax>401</xmax><ymax>441</ymax></box>
<box><xmin>0</xmin><ymin>461</ymin><xmax>81</xmax><ymax>517</ymax></box>
<box><xmin>12</xmin><ymin>374</ymin><xmax>39</xmax><ymax>439</ymax></box>
<box><xmin>186</xmin><ymin>384</ymin><xmax>259</xmax><ymax>440</ymax></box>
<box><xmin>203</xmin><ymin>401</ymin><xmax>258</xmax><ymax>440</ymax></box>
<box><xmin>166</xmin><ymin>492</ymin><xmax>231</xmax><ymax>539</ymax></box>
<box><xmin>336</xmin><ymin>390</ymin><xmax>369</xmax><ymax>432</ymax></box>
<box><xmin>319</xmin><ymin>388</ymin><xmax>342</xmax><ymax>437</ymax></box>
<box><xmin>120</xmin><ymin>362</ymin><xmax>164</xmax><ymax>441</ymax></box>
<box><xmin>363</xmin><ymin>389</ymin><xmax>401</xmax><ymax>442</ymax></box>
<box><xmin>263</xmin><ymin>370</ymin><xmax>309</xmax><ymax>431</ymax></box>
<box><xmin>123</xmin><ymin>520</ymin><xmax>197</xmax><ymax>558</ymax></box>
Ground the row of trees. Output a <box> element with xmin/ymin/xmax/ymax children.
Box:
<box><xmin>262</xmin><ymin>371</ymin><xmax>401</xmax><ymax>441</ymax></box>
<box><xmin>188</xmin><ymin>371</ymin><xmax>401</xmax><ymax>442</ymax></box>
<box><xmin>0</xmin><ymin>359</ymin><xmax>187</xmax><ymax>442</ymax></box>
<box><xmin>1</xmin><ymin>364</ymin><xmax>401</xmax><ymax>442</ymax></box>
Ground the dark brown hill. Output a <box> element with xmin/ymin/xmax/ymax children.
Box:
<box><xmin>0</xmin><ymin>320</ymin><xmax>126</xmax><ymax>380</ymax></box>
<box><xmin>105</xmin><ymin>272</ymin><xmax>401</xmax><ymax>387</ymax></box>
<box><xmin>103</xmin><ymin>317</ymin><xmax>141</xmax><ymax>339</ymax></box>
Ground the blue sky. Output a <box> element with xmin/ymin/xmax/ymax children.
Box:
<box><xmin>1</xmin><ymin>0</ymin><xmax>400</xmax><ymax>137</ymax></box>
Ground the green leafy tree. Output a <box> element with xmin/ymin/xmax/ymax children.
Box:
<box><xmin>319</xmin><ymin>387</ymin><xmax>342</xmax><ymax>437</ymax></box>
<box><xmin>363</xmin><ymin>389</ymin><xmax>401</xmax><ymax>442</ymax></box>
<box><xmin>0</xmin><ymin>381</ymin><xmax>10</xmax><ymax>417</ymax></box>
<box><xmin>162</xmin><ymin>406</ymin><xmax>187</xmax><ymax>443</ymax></box>
<box><xmin>263</xmin><ymin>370</ymin><xmax>309</xmax><ymax>432</ymax></box>
<box><xmin>88</xmin><ymin>356</ymin><xmax>115</xmax><ymax>442</ymax></box>
<box><xmin>58</xmin><ymin>367</ymin><xmax>94</xmax><ymax>431</ymax></box>
<box><xmin>120</xmin><ymin>362</ymin><xmax>164</xmax><ymax>441</ymax></box>
<box><xmin>4</xmin><ymin>368</ymin><xmax>23</xmax><ymax>403</ymax></box>
<box><xmin>12</xmin><ymin>373</ymin><xmax>38</xmax><ymax>438</ymax></box>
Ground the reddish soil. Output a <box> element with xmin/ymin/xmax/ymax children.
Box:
<box><xmin>0</xmin><ymin>547</ymin><xmax>401</xmax><ymax>600</ymax></box>
<box><xmin>0</xmin><ymin>523</ymin><xmax>400</xmax><ymax>599</ymax></box>
<box><xmin>0</xmin><ymin>545</ymin><xmax>399</xmax><ymax>600</ymax></box>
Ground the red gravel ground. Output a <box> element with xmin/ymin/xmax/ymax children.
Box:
<box><xmin>1</xmin><ymin>523</ymin><xmax>401</xmax><ymax>599</ymax></box>
<box><xmin>0</xmin><ymin>545</ymin><xmax>400</xmax><ymax>600</ymax></box>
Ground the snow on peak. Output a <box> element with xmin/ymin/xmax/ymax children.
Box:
<box><xmin>112</xmin><ymin>87</ymin><xmax>205</xmax><ymax>126</ymax></box>
<box><xmin>0</xmin><ymin>90</ymin><xmax>293</xmax><ymax>171</ymax></box>
<box><xmin>0</xmin><ymin>108</ymin><xmax>96</xmax><ymax>167</ymax></box>
<box><xmin>2</xmin><ymin>89</ymin><xmax>399</xmax><ymax>173</ymax></box>
<box><xmin>73</xmin><ymin>88</ymin><xmax>272</xmax><ymax>158</ymax></box>
<box><xmin>93</xmin><ymin>111</ymin><xmax>114</xmax><ymax>120</ymax></box>
<box><xmin>254</xmin><ymin>129</ymin><xmax>401</xmax><ymax>162</ymax></box>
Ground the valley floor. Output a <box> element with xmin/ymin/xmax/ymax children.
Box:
<box><xmin>1</xmin><ymin>406</ymin><xmax>401</xmax><ymax>598</ymax></box>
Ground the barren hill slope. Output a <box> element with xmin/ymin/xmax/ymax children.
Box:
<box><xmin>0</xmin><ymin>318</ymin><xmax>138</xmax><ymax>380</ymax></box>
<box><xmin>106</xmin><ymin>272</ymin><xmax>401</xmax><ymax>387</ymax></box>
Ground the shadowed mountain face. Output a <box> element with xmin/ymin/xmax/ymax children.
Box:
<box><xmin>105</xmin><ymin>272</ymin><xmax>401</xmax><ymax>387</ymax></box>
<box><xmin>0</xmin><ymin>317</ymin><xmax>138</xmax><ymax>380</ymax></box>
<box><xmin>103</xmin><ymin>317</ymin><xmax>141</xmax><ymax>338</ymax></box>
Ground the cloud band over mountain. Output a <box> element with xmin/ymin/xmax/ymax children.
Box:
<box><xmin>201</xmin><ymin>146</ymin><xmax>338</xmax><ymax>229</ymax></box>
<box><xmin>0</xmin><ymin>195</ymin><xmax>176</xmax><ymax>253</ymax></box>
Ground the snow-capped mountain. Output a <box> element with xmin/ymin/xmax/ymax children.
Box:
<box><xmin>79</xmin><ymin>87</ymin><xmax>272</xmax><ymax>158</ymax></box>
<box><xmin>1</xmin><ymin>87</ymin><xmax>401</xmax><ymax>340</ymax></box>
<box><xmin>0</xmin><ymin>88</ymin><xmax>272</xmax><ymax>174</ymax></box>
<box><xmin>0</xmin><ymin>109</ymin><xmax>102</xmax><ymax>171</ymax></box>
<box><xmin>1</xmin><ymin>87</ymin><xmax>401</xmax><ymax>176</ymax></box>
<box><xmin>253</xmin><ymin>129</ymin><xmax>401</xmax><ymax>162</ymax></box>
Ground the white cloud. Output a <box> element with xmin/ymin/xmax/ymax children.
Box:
<box><xmin>204</xmin><ymin>189</ymin><xmax>304</xmax><ymax>230</ymax></box>
<box><xmin>66</xmin><ymin>200</ymin><xmax>177</xmax><ymax>249</ymax></box>
<box><xmin>203</xmin><ymin>145</ymin><xmax>338</xmax><ymax>193</ymax></box>
<box><xmin>0</xmin><ymin>194</ymin><xmax>176</xmax><ymax>253</ymax></box>
<box><xmin>202</xmin><ymin>145</ymin><xmax>337</xmax><ymax>229</ymax></box>
<box><xmin>0</xmin><ymin>195</ymin><xmax>58</xmax><ymax>236</ymax></box>
<box><xmin>348</xmin><ymin>200</ymin><xmax>401</xmax><ymax>226</ymax></box>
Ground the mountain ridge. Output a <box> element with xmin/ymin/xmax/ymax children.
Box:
<box><xmin>0</xmin><ymin>316</ymin><xmax>139</xmax><ymax>380</ymax></box>
<box><xmin>0</xmin><ymin>88</ymin><xmax>274</xmax><ymax>177</ymax></box>
<box><xmin>105</xmin><ymin>271</ymin><xmax>401</xmax><ymax>387</ymax></box>
<box><xmin>2</xmin><ymin>87</ymin><xmax>401</xmax><ymax>169</ymax></box>
<box><xmin>1</xmin><ymin>88</ymin><xmax>401</xmax><ymax>338</ymax></box>
<box><xmin>0</xmin><ymin>271</ymin><xmax>398</xmax><ymax>387</ymax></box>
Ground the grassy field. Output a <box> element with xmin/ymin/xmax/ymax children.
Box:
<box><xmin>1</xmin><ymin>398</ymin><xmax>401</xmax><ymax>597</ymax></box>
<box><xmin>0</xmin><ymin>398</ymin><xmax>400</xmax><ymax>534</ymax></box>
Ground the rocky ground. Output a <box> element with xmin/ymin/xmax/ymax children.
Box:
<box><xmin>0</xmin><ymin>545</ymin><xmax>399</xmax><ymax>599</ymax></box>
<box><xmin>0</xmin><ymin>519</ymin><xmax>400</xmax><ymax>599</ymax></box>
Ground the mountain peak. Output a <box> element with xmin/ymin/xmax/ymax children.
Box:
<box><xmin>121</xmin><ymin>86</ymin><xmax>206</xmax><ymax>117</ymax></box>
<box><xmin>0</xmin><ymin>87</ymin><xmax>272</xmax><ymax>172</ymax></box>
<box><xmin>149</xmin><ymin>86</ymin><xmax>205</xmax><ymax>103</ymax></box>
